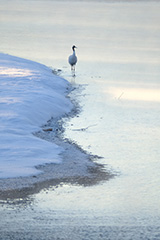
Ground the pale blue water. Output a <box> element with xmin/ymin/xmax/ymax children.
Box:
<box><xmin>0</xmin><ymin>1</ymin><xmax>160</xmax><ymax>239</ymax></box>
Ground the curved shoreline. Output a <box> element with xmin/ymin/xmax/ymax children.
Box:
<box><xmin>0</xmin><ymin>87</ymin><xmax>114</xmax><ymax>200</ymax></box>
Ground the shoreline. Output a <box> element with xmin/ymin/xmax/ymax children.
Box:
<box><xmin>0</xmin><ymin>85</ymin><xmax>114</xmax><ymax>200</ymax></box>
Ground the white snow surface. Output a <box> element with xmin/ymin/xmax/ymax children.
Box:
<box><xmin>0</xmin><ymin>53</ymin><xmax>73</xmax><ymax>178</ymax></box>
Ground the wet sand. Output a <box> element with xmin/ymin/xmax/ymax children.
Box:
<box><xmin>0</xmin><ymin>86</ymin><xmax>113</xmax><ymax>200</ymax></box>
<box><xmin>0</xmin><ymin>141</ymin><xmax>111</xmax><ymax>200</ymax></box>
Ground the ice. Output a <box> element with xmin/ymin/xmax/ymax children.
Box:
<box><xmin>0</xmin><ymin>53</ymin><xmax>73</xmax><ymax>178</ymax></box>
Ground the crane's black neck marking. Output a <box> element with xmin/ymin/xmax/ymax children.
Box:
<box><xmin>72</xmin><ymin>45</ymin><xmax>76</xmax><ymax>51</ymax></box>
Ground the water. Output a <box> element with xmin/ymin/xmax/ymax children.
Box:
<box><xmin>0</xmin><ymin>0</ymin><xmax>160</xmax><ymax>239</ymax></box>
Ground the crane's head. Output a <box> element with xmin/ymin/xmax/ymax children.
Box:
<box><xmin>72</xmin><ymin>45</ymin><xmax>77</xmax><ymax>51</ymax></box>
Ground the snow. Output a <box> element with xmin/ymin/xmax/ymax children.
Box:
<box><xmin>0</xmin><ymin>53</ymin><xmax>73</xmax><ymax>178</ymax></box>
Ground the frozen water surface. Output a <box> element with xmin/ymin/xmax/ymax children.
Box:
<box><xmin>0</xmin><ymin>0</ymin><xmax>160</xmax><ymax>239</ymax></box>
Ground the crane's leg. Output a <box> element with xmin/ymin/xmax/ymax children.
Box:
<box><xmin>71</xmin><ymin>65</ymin><xmax>75</xmax><ymax>71</ymax></box>
<box><xmin>71</xmin><ymin>65</ymin><xmax>76</xmax><ymax>77</ymax></box>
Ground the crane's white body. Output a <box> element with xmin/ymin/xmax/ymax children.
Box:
<box><xmin>68</xmin><ymin>46</ymin><xmax>77</xmax><ymax>70</ymax></box>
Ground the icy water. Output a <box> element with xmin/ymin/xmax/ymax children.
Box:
<box><xmin>0</xmin><ymin>0</ymin><xmax>160</xmax><ymax>239</ymax></box>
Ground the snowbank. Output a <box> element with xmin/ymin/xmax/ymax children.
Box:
<box><xmin>0</xmin><ymin>53</ymin><xmax>73</xmax><ymax>178</ymax></box>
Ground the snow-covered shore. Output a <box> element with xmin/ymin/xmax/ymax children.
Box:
<box><xmin>0</xmin><ymin>53</ymin><xmax>110</xmax><ymax>197</ymax></box>
<box><xmin>0</xmin><ymin>53</ymin><xmax>73</xmax><ymax>178</ymax></box>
